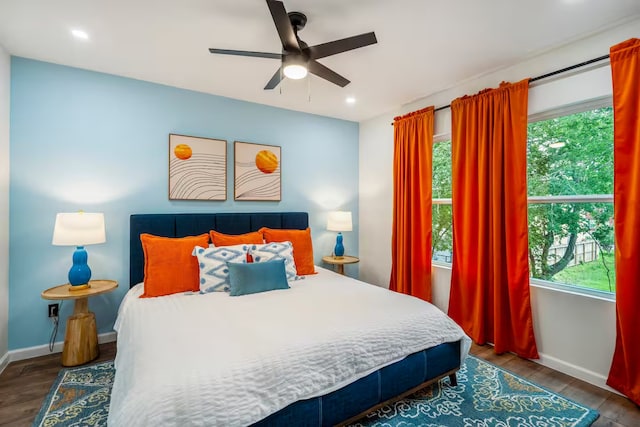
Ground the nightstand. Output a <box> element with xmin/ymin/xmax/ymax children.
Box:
<box><xmin>322</xmin><ymin>255</ymin><xmax>359</xmax><ymax>275</ymax></box>
<box><xmin>41</xmin><ymin>279</ymin><xmax>118</xmax><ymax>366</ymax></box>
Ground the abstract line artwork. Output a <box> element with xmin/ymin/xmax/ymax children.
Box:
<box><xmin>234</xmin><ymin>141</ymin><xmax>281</xmax><ymax>201</ymax></box>
<box><xmin>169</xmin><ymin>134</ymin><xmax>227</xmax><ymax>200</ymax></box>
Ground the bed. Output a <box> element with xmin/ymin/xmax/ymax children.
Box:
<box><xmin>108</xmin><ymin>212</ymin><xmax>471</xmax><ymax>426</ymax></box>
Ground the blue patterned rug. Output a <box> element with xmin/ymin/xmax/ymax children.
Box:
<box><xmin>33</xmin><ymin>356</ymin><xmax>598</xmax><ymax>427</ymax></box>
<box><xmin>33</xmin><ymin>361</ymin><xmax>113</xmax><ymax>427</ymax></box>
<box><xmin>349</xmin><ymin>356</ymin><xmax>599</xmax><ymax>427</ymax></box>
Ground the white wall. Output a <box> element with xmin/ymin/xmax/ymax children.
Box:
<box><xmin>359</xmin><ymin>19</ymin><xmax>640</xmax><ymax>391</ymax></box>
<box><xmin>431</xmin><ymin>266</ymin><xmax>616</xmax><ymax>389</ymax></box>
<box><xmin>0</xmin><ymin>44</ymin><xmax>10</xmax><ymax>373</ymax></box>
<box><xmin>359</xmin><ymin>116</ymin><xmax>394</xmax><ymax>287</ymax></box>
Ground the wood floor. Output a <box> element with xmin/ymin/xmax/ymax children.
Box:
<box><xmin>0</xmin><ymin>342</ymin><xmax>638</xmax><ymax>426</ymax></box>
<box><xmin>0</xmin><ymin>342</ymin><xmax>116</xmax><ymax>427</ymax></box>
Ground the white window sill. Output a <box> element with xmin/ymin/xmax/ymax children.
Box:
<box><xmin>432</xmin><ymin>261</ymin><xmax>452</xmax><ymax>269</ymax></box>
<box><xmin>529</xmin><ymin>279</ymin><xmax>615</xmax><ymax>302</ymax></box>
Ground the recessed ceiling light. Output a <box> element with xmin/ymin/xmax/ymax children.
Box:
<box><xmin>345</xmin><ymin>97</ymin><xmax>356</xmax><ymax>104</ymax></box>
<box><xmin>71</xmin><ymin>29</ymin><xmax>89</xmax><ymax>40</ymax></box>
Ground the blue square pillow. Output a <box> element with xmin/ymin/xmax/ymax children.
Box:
<box><xmin>227</xmin><ymin>259</ymin><xmax>290</xmax><ymax>297</ymax></box>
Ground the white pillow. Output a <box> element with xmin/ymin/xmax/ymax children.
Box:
<box><xmin>250</xmin><ymin>242</ymin><xmax>302</xmax><ymax>282</ymax></box>
<box><xmin>193</xmin><ymin>244</ymin><xmax>248</xmax><ymax>293</ymax></box>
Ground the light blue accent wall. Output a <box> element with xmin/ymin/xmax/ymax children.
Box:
<box><xmin>9</xmin><ymin>57</ymin><xmax>359</xmax><ymax>350</ymax></box>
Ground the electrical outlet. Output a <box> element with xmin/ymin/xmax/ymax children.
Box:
<box><xmin>48</xmin><ymin>303</ymin><xmax>59</xmax><ymax>318</ymax></box>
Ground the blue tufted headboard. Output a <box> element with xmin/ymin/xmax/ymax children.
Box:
<box><xmin>129</xmin><ymin>212</ymin><xmax>309</xmax><ymax>287</ymax></box>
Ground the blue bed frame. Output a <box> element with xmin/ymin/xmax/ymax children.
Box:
<box><xmin>129</xmin><ymin>212</ymin><xmax>461</xmax><ymax>426</ymax></box>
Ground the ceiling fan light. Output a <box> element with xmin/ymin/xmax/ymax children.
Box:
<box><xmin>283</xmin><ymin>64</ymin><xmax>308</xmax><ymax>80</ymax></box>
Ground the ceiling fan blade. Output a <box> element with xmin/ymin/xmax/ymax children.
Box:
<box><xmin>264</xmin><ymin>67</ymin><xmax>283</xmax><ymax>90</ymax></box>
<box><xmin>209</xmin><ymin>48</ymin><xmax>281</xmax><ymax>60</ymax></box>
<box><xmin>307</xmin><ymin>60</ymin><xmax>350</xmax><ymax>87</ymax></box>
<box><xmin>266</xmin><ymin>0</ymin><xmax>300</xmax><ymax>52</ymax></box>
<box><xmin>307</xmin><ymin>32</ymin><xmax>377</xmax><ymax>60</ymax></box>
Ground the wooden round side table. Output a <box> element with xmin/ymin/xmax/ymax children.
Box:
<box><xmin>41</xmin><ymin>279</ymin><xmax>118</xmax><ymax>366</ymax></box>
<box><xmin>322</xmin><ymin>255</ymin><xmax>359</xmax><ymax>275</ymax></box>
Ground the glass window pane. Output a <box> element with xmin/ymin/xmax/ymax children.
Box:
<box><xmin>432</xmin><ymin>140</ymin><xmax>452</xmax><ymax>263</ymax></box>
<box><xmin>432</xmin><ymin>204</ymin><xmax>453</xmax><ymax>262</ymax></box>
<box><xmin>528</xmin><ymin>202</ymin><xmax>615</xmax><ymax>293</ymax></box>
<box><xmin>527</xmin><ymin>107</ymin><xmax>613</xmax><ymax>197</ymax></box>
<box><xmin>527</xmin><ymin>106</ymin><xmax>615</xmax><ymax>295</ymax></box>
<box><xmin>433</xmin><ymin>140</ymin><xmax>452</xmax><ymax>198</ymax></box>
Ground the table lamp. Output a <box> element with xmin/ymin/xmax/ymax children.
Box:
<box><xmin>52</xmin><ymin>212</ymin><xmax>106</xmax><ymax>291</ymax></box>
<box><xmin>327</xmin><ymin>211</ymin><xmax>352</xmax><ymax>259</ymax></box>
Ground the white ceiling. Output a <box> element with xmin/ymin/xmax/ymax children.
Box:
<box><xmin>0</xmin><ymin>0</ymin><xmax>639</xmax><ymax>122</ymax></box>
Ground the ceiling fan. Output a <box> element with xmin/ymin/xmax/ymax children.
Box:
<box><xmin>208</xmin><ymin>0</ymin><xmax>377</xmax><ymax>90</ymax></box>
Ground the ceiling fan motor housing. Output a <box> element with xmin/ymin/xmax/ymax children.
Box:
<box><xmin>288</xmin><ymin>11</ymin><xmax>307</xmax><ymax>32</ymax></box>
<box><xmin>208</xmin><ymin>0</ymin><xmax>377</xmax><ymax>89</ymax></box>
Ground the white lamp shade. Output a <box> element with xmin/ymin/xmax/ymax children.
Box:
<box><xmin>52</xmin><ymin>212</ymin><xmax>106</xmax><ymax>246</ymax></box>
<box><xmin>327</xmin><ymin>211</ymin><xmax>353</xmax><ymax>232</ymax></box>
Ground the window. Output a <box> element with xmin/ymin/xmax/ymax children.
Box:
<box><xmin>431</xmin><ymin>104</ymin><xmax>615</xmax><ymax>296</ymax></box>
<box><xmin>432</xmin><ymin>139</ymin><xmax>453</xmax><ymax>263</ymax></box>
<box><xmin>527</xmin><ymin>106</ymin><xmax>614</xmax><ymax>294</ymax></box>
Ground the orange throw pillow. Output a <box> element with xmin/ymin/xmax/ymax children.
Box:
<box><xmin>140</xmin><ymin>233</ymin><xmax>210</xmax><ymax>298</ymax></box>
<box><xmin>209</xmin><ymin>230</ymin><xmax>264</xmax><ymax>246</ymax></box>
<box><xmin>260</xmin><ymin>227</ymin><xmax>316</xmax><ymax>275</ymax></box>
<box><xmin>210</xmin><ymin>230</ymin><xmax>263</xmax><ymax>262</ymax></box>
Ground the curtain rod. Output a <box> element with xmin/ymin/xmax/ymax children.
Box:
<box><xmin>392</xmin><ymin>53</ymin><xmax>611</xmax><ymax>124</ymax></box>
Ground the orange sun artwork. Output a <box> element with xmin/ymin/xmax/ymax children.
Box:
<box><xmin>255</xmin><ymin>150</ymin><xmax>279</xmax><ymax>174</ymax></box>
<box><xmin>174</xmin><ymin>144</ymin><xmax>192</xmax><ymax>160</ymax></box>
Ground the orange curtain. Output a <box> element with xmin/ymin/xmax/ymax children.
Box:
<box><xmin>448</xmin><ymin>80</ymin><xmax>538</xmax><ymax>359</ymax></box>
<box><xmin>390</xmin><ymin>106</ymin><xmax>434</xmax><ymax>301</ymax></box>
<box><xmin>607</xmin><ymin>38</ymin><xmax>640</xmax><ymax>405</ymax></box>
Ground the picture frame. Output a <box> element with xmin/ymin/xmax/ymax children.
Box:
<box><xmin>234</xmin><ymin>141</ymin><xmax>281</xmax><ymax>201</ymax></box>
<box><xmin>169</xmin><ymin>134</ymin><xmax>227</xmax><ymax>201</ymax></box>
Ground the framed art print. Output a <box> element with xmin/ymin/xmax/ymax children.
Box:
<box><xmin>169</xmin><ymin>134</ymin><xmax>227</xmax><ymax>200</ymax></box>
<box><xmin>234</xmin><ymin>141</ymin><xmax>281</xmax><ymax>201</ymax></box>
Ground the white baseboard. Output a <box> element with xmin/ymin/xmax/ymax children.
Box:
<box><xmin>535</xmin><ymin>351</ymin><xmax>621</xmax><ymax>395</ymax></box>
<box><xmin>0</xmin><ymin>351</ymin><xmax>9</xmax><ymax>376</ymax></box>
<box><xmin>7</xmin><ymin>331</ymin><xmax>117</xmax><ymax>363</ymax></box>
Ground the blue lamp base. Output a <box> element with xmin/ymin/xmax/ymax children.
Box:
<box><xmin>68</xmin><ymin>246</ymin><xmax>92</xmax><ymax>290</ymax></box>
<box><xmin>334</xmin><ymin>232</ymin><xmax>345</xmax><ymax>259</ymax></box>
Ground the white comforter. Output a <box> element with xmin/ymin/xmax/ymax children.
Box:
<box><xmin>108</xmin><ymin>267</ymin><xmax>470</xmax><ymax>427</ymax></box>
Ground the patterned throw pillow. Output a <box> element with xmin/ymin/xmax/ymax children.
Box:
<box><xmin>250</xmin><ymin>242</ymin><xmax>302</xmax><ymax>282</ymax></box>
<box><xmin>193</xmin><ymin>244</ymin><xmax>248</xmax><ymax>293</ymax></box>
